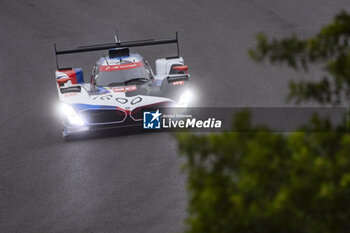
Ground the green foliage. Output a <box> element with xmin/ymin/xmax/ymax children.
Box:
<box><xmin>249</xmin><ymin>11</ymin><xmax>350</xmax><ymax>105</ymax></box>
<box><xmin>177</xmin><ymin>112</ymin><xmax>350</xmax><ymax>233</ymax></box>
<box><xmin>177</xmin><ymin>11</ymin><xmax>350</xmax><ymax>233</ymax></box>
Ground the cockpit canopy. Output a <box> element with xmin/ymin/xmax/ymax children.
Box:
<box><xmin>92</xmin><ymin>53</ymin><xmax>153</xmax><ymax>87</ymax></box>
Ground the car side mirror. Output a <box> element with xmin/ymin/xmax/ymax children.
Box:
<box><xmin>55</xmin><ymin>68</ymin><xmax>84</xmax><ymax>87</ymax></box>
<box><xmin>57</xmin><ymin>77</ymin><xmax>71</xmax><ymax>87</ymax></box>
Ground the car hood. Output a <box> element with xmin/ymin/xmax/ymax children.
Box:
<box><xmin>59</xmin><ymin>83</ymin><xmax>173</xmax><ymax>111</ymax></box>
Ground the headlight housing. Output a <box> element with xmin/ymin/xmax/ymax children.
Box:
<box><xmin>59</xmin><ymin>103</ymin><xmax>85</xmax><ymax>126</ymax></box>
<box><xmin>177</xmin><ymin>89</ymin><xmax>193</xmax><ymax>108</ymax></box>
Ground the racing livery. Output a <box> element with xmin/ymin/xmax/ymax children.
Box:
<box><xmin>54</xmin><ymin>33</ymin><xmax>192</xmax><ymax>138</ymax></box>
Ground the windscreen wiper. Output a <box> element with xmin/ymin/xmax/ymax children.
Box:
<box><xmin>124</xmin><ymin>78</ymin><xmax>150</xmax><ymax>85</ymax></box>
<box><xmin>107</xmin><ymin>82</ymin><xmax>124</xmax><ymax>87</ymax></box>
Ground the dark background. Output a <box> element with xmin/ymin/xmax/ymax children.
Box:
<box><xmin>0</xmin><ymin>0</ymin><xmax>349</xmax><ymax>232</ymax></box>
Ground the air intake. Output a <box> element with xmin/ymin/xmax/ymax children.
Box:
<box><xmin>109</xmin><ymin>48</ymin><xmax>130</xmax><ymax>58</ymax></box>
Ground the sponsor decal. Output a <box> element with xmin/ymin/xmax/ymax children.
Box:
<box><xmin>99</xmin><ymin>61</ymin><xmax>143</xmax><ymax>71</ymax></box>
<box><xmin>64</xmin><ymin>93</ymin><xmax>78</xmax><ymax>97</ymax></box>
<box><xmin>92</xmin><ymin>94</ymin><xmax>113</xmax><ymax>100</ymax></box>
<box><xmin>131</xmin><ymin>97</ymin><xmax>142</xmax><ymax>105</ymax></box>
<box><xmin>100</xmin><ymin>94</ymin><xmax>113</xmax><ymax>100</ymax></box>
<box><xmin>112</xmin><ymin>85</ymin><xmax>137</xmax><ymax>92</ymax></box>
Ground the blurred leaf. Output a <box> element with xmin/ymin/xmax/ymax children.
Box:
<box><xmin>177</xmin><ymin>112</ymin><xmax>350</xmax><ymax>233</ymax></box>
<box><xmin>249</xmin><ymin>11</ymin><xmax>350</xmax><ymax>106</ymax></box>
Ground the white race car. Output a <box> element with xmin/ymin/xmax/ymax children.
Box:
<box><xmin>54</xmin><ymin>33</ymin><xmax>192</xmax><ymax>138</ymax></box>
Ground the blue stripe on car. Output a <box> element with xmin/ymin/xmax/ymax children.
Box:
<box><xmin>73</xmin><ymin>103</ymin><xmax>116</xmax><ymax>111</ymax></box>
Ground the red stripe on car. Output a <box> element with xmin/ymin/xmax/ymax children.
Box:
<box><xmin>99</xmin><ymin>61</ymin><xmax>143</xmax><ymax>71</ymax></box>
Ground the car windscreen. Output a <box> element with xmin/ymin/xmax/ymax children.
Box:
<box><xmin>95</xmin><ymin>61</ymin><xmax>150</xmax><ymax>87</ymax></box>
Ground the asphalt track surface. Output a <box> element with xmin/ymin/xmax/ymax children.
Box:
<box><xmin>0</xmin><ymin>0</ymin><xmax>349</xmax><ymax>232</ymax></box>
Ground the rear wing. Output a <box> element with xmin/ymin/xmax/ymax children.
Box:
<box><xmin>54</xmin><ymin>32</ymin><xmax>180</xmax><ymax>70</ymax></box>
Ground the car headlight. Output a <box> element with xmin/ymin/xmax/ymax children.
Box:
<box><xmin>177</xmin><ymin>89</ymin><xmax>193</xmax><ymax>108</ymax></box>
<box><xmin>59</xmin><ymin>103</ymin><xmax>84</xmax><ymax>126</ymax></box>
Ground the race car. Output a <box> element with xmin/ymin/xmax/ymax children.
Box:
<box><xmin>54</xmin><ymin>32</ymin><xmax>192</xmax><ymax>138</ymax></box>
